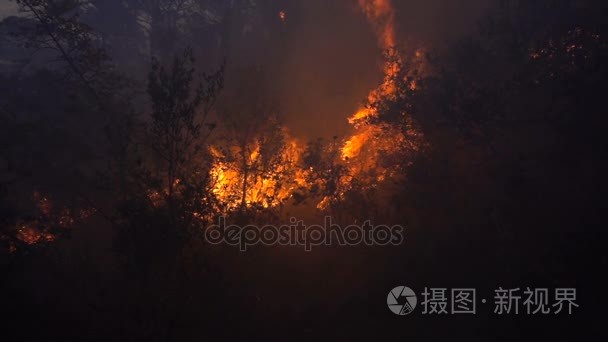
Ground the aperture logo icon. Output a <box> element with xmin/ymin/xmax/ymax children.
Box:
<box><xmin>387</xmin><ymin>286</ymin><xmax>417</xmax><ymax>315</ymax></box>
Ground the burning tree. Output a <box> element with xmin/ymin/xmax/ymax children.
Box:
<box><xmin>210</xmin><ymin>67</ymin><xmax>305</xmax><ymax>217</ymax></box>
<box><xmin>309</xmin><ymin>0</ymin><xmax>426</xmax><ymax>220</ymax></box>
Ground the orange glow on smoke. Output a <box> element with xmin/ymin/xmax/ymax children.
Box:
<box><xmin>358</xmin><ymin>0</ymin><xmax>396</xmax><ymax>48</ymax></box>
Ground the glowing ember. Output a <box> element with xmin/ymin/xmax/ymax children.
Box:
<box><xmin>279</xmin><ymin>10</ymin><xmax>287</xmax><ymax>23</ymax></box>
<box><xmin>2</xmin><ymin>192</ymin><xmax>92</xmax><ymax>254</ymax></box>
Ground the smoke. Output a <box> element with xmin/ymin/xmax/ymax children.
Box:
<box><xmin>0</xmin><ymin>0</ymin><xmax>492</xmax><ymax>141</ymax></box>
<box><xmin>274</xmin><ymin>0</ymin><xmax>380</xmax><ymax>140</ymax></box>
<box><xmin>392</xmin><ymin>0</ymin><xmax>493</xmax><ymax>44</ymax></box>
<box><xmin>358</xmin><ymin>0</ymin><xmax>397</xmax><ymax>48</ymax></box>
<box><xmin>221</xmin><ymin>0</ymin><xmax>493</xmax><ymax>141</ymax></box>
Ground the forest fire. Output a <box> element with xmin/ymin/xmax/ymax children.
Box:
<box><xmin>2</xmin><ymin>0</ymin><xmax>421</xmax><ymax>251</ymax></box>
<box><xmin>205</xmin><ymin>0</ymin><xmax>418</xmax><ymax>212</ymax></box>
<box><xmin>2</xmin><ymin>0</ymin><xmax>604</xmax><ymax>338</ymax></box>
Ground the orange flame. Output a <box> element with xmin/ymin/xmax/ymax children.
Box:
<box><xmin>203</xmin><ymin>0</ymin><xmax>420</xmax><ymax>213</ymax></box>
<box><xmin>210</xmin><ymin>129</ymin><xmax>307</xmax><ymax>211</ymax></box>
<box><xmin>342</xmin><ymin>0</ymin><xmax>401</xmax><ymax>160</ymax></box>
